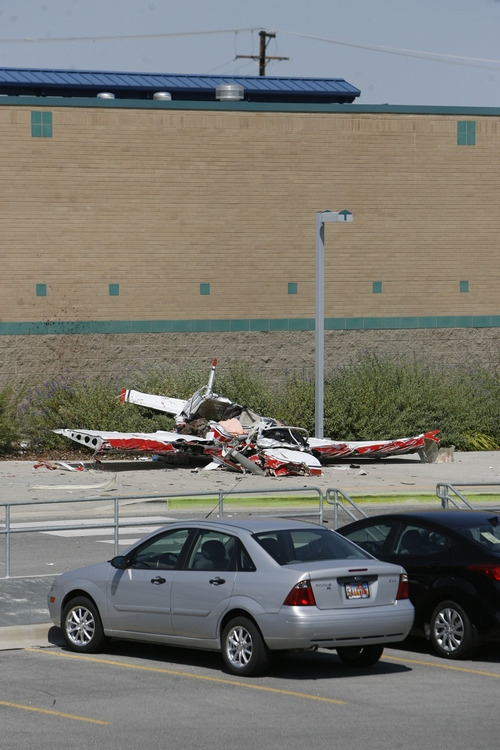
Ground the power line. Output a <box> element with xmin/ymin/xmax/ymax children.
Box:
<box><xmin>273</xmin><ymin>28</ymin><xmax>500</xmax><ymax>70</ymax></box>
<box><xmin>1</xmin><ymin>27</ymin><xmax>500</xmax><ymax>71</ymax></box>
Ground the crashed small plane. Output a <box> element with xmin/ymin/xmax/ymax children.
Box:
<box><xmin>54</xmin><ymin>359</ymin><xmax>440</xmax><ymax>476</ymax></box>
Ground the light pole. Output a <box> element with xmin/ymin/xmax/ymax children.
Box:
<box><xmin>315</xmin><ymin>209</ymin><xmax>353</xmax><ymax>438</ymax></box>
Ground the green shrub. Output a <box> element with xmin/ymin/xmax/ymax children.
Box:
<box><xmin>0</xmin><ymin>386</ymin><xmax>20</xmax><ymax>454</ymax></box>
<box><xmin>8</xmin><ymin>354</ymin><xmax>500</xmax><ymax>453</ymax></box>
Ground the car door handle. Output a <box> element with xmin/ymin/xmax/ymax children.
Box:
<box><xmin>151</xmin><ymin>576</ymin><xmax>166</xmax><ymax>585</ymax></box>
<box><xmin>209</xmin><ymin>577</ymin><xmax>225</xmax><ymax>586</ymax></box>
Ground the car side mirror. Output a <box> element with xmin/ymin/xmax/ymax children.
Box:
<box><xmin>110</xmin><ymin>555</ymin><xmax>129</xmax><ymax>569</ymax></box>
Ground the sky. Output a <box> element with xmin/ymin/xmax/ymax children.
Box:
<box><xmin>1</xmin><ymin>0</ymin><xmax>500</xmax><ymax>107</ymax></box>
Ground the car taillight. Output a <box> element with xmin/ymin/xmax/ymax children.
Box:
<box><xmin>396</xmin><ymin>573</ymin><xmax>409</xmax><ymax>600</ymax></box>
<box><xmin>467</xmin><ymin>564</ymin><xmax>500</xmax><ymax>581</ymax></box>
<box><xmin>283</xmin><ymin>580</ymin><xmax>316</xmax><ymax>606</ymax></box>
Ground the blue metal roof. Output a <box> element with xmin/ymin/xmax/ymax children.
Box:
<box><xmin>0</xmin><ymin>67</ymin><xmax>360</xmax><ymax>103</ymax></box>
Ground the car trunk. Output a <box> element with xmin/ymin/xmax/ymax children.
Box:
<box><xmin>305</xmin><ymin>561</ymin><xmax>402</xmax><ymax>609</ymax></box>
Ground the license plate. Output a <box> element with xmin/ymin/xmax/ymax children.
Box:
<box><xmin>345</xmin><ymin>582</ymin><xmax>370</xmax><ymax>600</ymax></box>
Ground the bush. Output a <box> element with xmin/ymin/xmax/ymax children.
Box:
<box><xmin>7</xmin><ymin>354</ymin><xmax>500</xmax><ymax>453</ymax></box>
<box><xmin>0</xmin><ymin>386</ymin><xmax>19</xmax><ymax>454</ymax></box>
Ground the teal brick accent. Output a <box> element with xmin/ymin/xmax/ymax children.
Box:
<box><xmin>459</xmin><ymin>280</ymin><xmax>469</xmax><ymax>293</ymax></box>
<box><xmin>325</xmin><ymin>318</ymin><xmax>346</xmax><ymax>330</ymax></box>
<box><xmin>151</xmin><ymin>320</ymin><xmax>172</xmax><ymax>332</ymax></box>
<box><xmin>288</xmin><ymin>282</ymin><xmax>298</xmax><ymax>295</ymax></box>
<box><xmin>109</xmin><ymin>284</ymin><xmax>120</xmax><ymax>296</ymax></box>
<box><xmin>31</xmin><ymin>111</ymin><xmax>52</xmax><ymax>137</ymax></box>
<box><xmin>269</xmin><ymin>319</ymin><xmax>289</xmax><ymax>331</ymax></box>
<box><xmin>399</xmin><ymin>317</ymin><xmax>420</xmax><ymax>328</ymax></box>
<box><xmin>457</xmin><ymin>121</ymin><xmax>475</xmax><ymax>145</ymax></box>
<box><xmin>200</xmin><ymin>283</ymin><xmax>210</xmax><ymax>295</ymax></box>
<box><xmin>289</xmin><ymin>318</ymin><xmax>313</xmax><ymax>331</ymax></box>
<box><xmin>191</xmin><ymin>320</ymin><xmax>211</xmax><ymax>332</ymax></box>
<box><xmin>345</xmin><ymin>318</ymin><xmax>364</xmax><ymax>330</ymax></box>
<box><xmin>418</xmin><ymin>317</ymin><xmax>437</xmax><ymax>328</ymax></box>
<box><xmin>210</xmin><ymin>319</ymin><xmax>231</xmax><ymax>332</ymax></box>
<box><xmin>230</xmin><ymin>319</ymin><xmax>250</xmax><ymax>331</ymax></box>
<box><xmin>473</xmin><ymin>316</ymin><xmax>491</xmax><ymax>327</ymax></box>
<box><xmin>2</xmin><ymin>316</ymin><xmax>500</xmax><ymax>336</ymax></box>
<box><xmin>36</xmin><ymin>283</ymin><xmax>47</xmax><ymax>297</ymax></box>
<box><xmin>372</xmin><ymin>281</ymin><xmax>383</xmax><ymax>294</ymax></box>
<box><xmin>363</xmin><ymin>317</ymin><xmax>400</xmax><ymax>329</ymax></box>
<box><xmin>171</xmin><ymin>320</ymin><xmax>191</xmax><ymax>332</ymax></box>
<box><xmin>131</xmin><ymin>320</ymin><xmax>152</xmax><ymax>333</ymax></box>
<box><xmin>249</xmin><ymin>319</ymin><xmax>269</xmax><ymax>331</ymax></box>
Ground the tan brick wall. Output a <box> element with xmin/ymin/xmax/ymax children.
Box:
<box><xmin>0</xmin><ymin>102</ymin><xmax>499</xmax><ymax>385</ymax></box>
<box><xmin>0</xmin><ymin>105</ymin><xmax>498</xmax><ymax>323</ymax></box>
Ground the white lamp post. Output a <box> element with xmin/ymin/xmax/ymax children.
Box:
<box><xmin>315</xmin><ymin>209</ymin><xmax>353</xmax><ymax>438</ymax></box>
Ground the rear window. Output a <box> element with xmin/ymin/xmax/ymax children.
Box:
<box><xmin>456</xmin><ymin>518</ymin><xmax>500</xmax><ymax>553</ymax></box>
<box><xmin>254</xmin><ymin>527</ymin><xmax>372</xmax><ymax>565</ymax></box>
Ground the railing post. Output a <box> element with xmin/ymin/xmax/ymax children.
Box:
<box><xmin>114</xmin><ymin>497</ymin><xmax>120</xmax><ymax>556</ymax></box>
<box><xmin>5</xmin><ymin>505</ymin><xmax>11</xmax><ymax>579</ymax></box>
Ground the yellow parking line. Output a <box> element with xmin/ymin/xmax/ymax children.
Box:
<box><xmin>26</xmin><ymin>649</ymin><xmax>346</xmax><ymax>705</ymax></box>
<box><xmin>385</xmin><ymin>655</ymin><xmax>500</xmax><ymax>678</ymax></box>
<box><xmin>0</xmin><ymin>700</ymin><xmax>110</xmax><ymax>725</ymax></box>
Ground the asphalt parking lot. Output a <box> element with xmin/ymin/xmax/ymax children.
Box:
<box><xmin>0</xmin><ymin>453</ymin><xmax>499</xmax><ymax>749</ymax></box>
<box><xmin>2</xmin><ymin>638</ymin><xmax>499</xmax><ymax>750</ymax></box>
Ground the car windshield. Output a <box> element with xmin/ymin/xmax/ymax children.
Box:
<box><xmin>455</xmin><ymin>516</ymin><xmax>500</xmax><ymax>553</ymax></box>
<box><xmin>254</xmin><ymin>527</ymin><xmax>372</xmax><ymax>565</ymax></box>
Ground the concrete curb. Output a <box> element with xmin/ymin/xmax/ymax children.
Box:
<box><xmin>0</xmin><ymin>622</ymin><xmax>56</xmax><ymax>650</ymax></box>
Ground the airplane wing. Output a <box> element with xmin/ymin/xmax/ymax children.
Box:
<box><xmin>52</xmin><ymin>428</ymin><xmax>211</xmax><ymax>454</ymax></box>
<box><xmin>119</xmin><ymin>389</ymin><xmax>187</xmax><ymax>415</ymax></box>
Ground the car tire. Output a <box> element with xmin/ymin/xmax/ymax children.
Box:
<box><xmin>336</xmin><ymin>645</ymin><xmax>384</xmax><ymax>667</ymax></box>
<box><xmin>221</xmin><ymin>617</ymin><xmax>270</xmax><ymax>676</ymax></box>
<box><xmin>429</xmin><ymin>600</ymin><xmax>475</xmax><ymax>660</ymax></box>
<box><xmin>62</xmin><ymin>596</ymin><xmax>106</xmax><ymax>653</ymax></box>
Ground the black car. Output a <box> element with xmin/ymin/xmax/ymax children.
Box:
<box><xmin>338</xmin><ymin>510</ymin><xmax>500</xmax><ymax>659</ymax></box>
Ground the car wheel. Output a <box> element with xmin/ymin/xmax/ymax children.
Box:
<box><xmin>62</xmin><ymin>596</ymin><xmax>106</xmax><ymax>653</ymax></box>
<box><xmin>336</xmin><ymin>645</ymin><xmax>384</xmax><ymax>667</ymax></box>
<box><xmin>429</xmin><ymin>600</ymin><xmax>475</xmax><ymax>659</ymax></box>
<box><xmin>221</xmin><ymin>617</ymin><xmax>270</xmax><ymax>676</ymax></box>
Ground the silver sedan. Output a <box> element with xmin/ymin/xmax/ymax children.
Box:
<box><xmin>48</xmin><ymin>518</ymin><xmax>414</xmax><ymax>676</ymax></box>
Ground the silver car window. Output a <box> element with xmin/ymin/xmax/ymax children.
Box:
<box><xmin>132</xmin><ymin>528</ymin><xmax>191</xmax><ymax>570</ymax></box>
<box><xmin>255</xmin><ymin>528</ymin><xmax>372</xmax><ymax>565</ymax></box>
<box><xmin>186</xmin><ymin>530</ymin><xmax>236</xmax><ymax>571</ymax></box>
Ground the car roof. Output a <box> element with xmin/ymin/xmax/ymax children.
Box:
<box><xmin>159</xmin><ymin>518</ymin><xmax>325</xmax><ymax>534</ymax></box>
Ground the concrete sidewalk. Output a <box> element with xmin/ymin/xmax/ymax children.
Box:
<box><xmin>0</xmin><ymin>575</ymin><xmax>62</xmax><ymax>650</ymax></box>
<box><xmin>0</xmin><ymin>450</ymin><xmax>499</xmax><ymax>502</ymax></box>
<box><xmin>1</xmin><ymin>451</ymin><xmax>498</xmax><ymax>650</ymax></box>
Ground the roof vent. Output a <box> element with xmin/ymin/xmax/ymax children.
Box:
<box><xmin>96</xmin><ymin>92</ymin><xmax>115</xmax><ymax>99</ymax></box>
<box><xmin>215</xmin><ymin>83</ymin><xmax>244</xmax><ymax>101</ymax></box>
<box><xmin>153</xmin><ymin>91</ymin><xmax>172</xmax><ymax>101</ymax></box>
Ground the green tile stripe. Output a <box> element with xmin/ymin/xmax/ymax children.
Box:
<box><xmin>3</xmin><ymin>96</ymin><xmax>500</xmax><ymax>117</ymax></box>
<box><xmin>1</xmin><ymin>316</ymin><xmax>500</xmax><ymax>335</ymax></box>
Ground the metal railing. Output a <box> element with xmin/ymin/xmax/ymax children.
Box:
<box><xmin>3</xmin><ymin>481</ymin><xmax>497</xmax><ymax>577</ymax></box>
<box><xmin>436</xmin><ymin>482</ymin><xmax>500</xmax><ymax>509</ymax></box>
<box><xmin>325</xmin><ymin>488</ymin><xmax>368</xmax><ymax>529</ymax></box>
<box><xmin>0</xmin><ymin>486</ymin><xmax>324</xmax><ymax>578</ymax></box>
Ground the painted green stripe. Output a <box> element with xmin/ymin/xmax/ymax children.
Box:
<box><xmin>1</xmin><ymin>316</ymin><xmax>499</xmax><ymax>335</ymax></box>
<box><xmin>4</xmin><ymin>96</ymin><xmax>500</xmax><ymax>117</ymax></box>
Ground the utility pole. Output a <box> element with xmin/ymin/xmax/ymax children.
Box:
<box><xmin>236</xmin><ymin>30</ymin><xmax>289</xmax><ymax>76</ymax></box>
